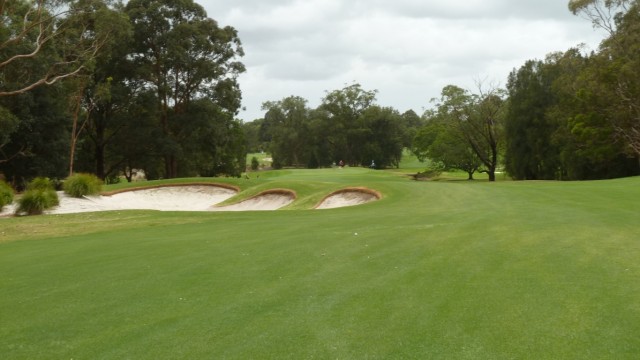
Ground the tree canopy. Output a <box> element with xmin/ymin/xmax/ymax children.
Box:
<box><xmin>2</xmin><ymin>0</ymin><xmax>640</xmax><ymax>183</ymax></box>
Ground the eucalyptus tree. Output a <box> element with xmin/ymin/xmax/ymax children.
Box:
<box><xmin>1</xmin><ymin>0</ymin><xmax>124</xmax><ymax>170</ymax></box>
<box><xmin>567</xmin><ymin>0</ymin><xmax>640</xmax><ymax>171</ymax></box>
<box><xmin>261</xmin><ymin>96</ymin><xmax>311</xmax><ymax>168</ymax></box>
<box><xmin>592</xmin><ymin>2</ymin><xmax>640</xmax><ymax>159</ymax></box>
<box><xmin>125</xmin><ymin>0</ymin><xmax>245</xmax><ymax>178</ymax></box>
<box><xmin>241</xmin><ymin>119</ymin><xmax>265</xmax><ymax>154</ymax></box>
<box><xmin>400</xmin><ymin>109</ymin><xmax>424</xmax><ymax>148</ymax></box>
<box><xmin>64</xmin><ymin>0</ymin><xmax>132</xmax><ymax>177</ymax></box>
<box><xmin>317</xmin><ymin>83</ymin><xmax>377</xmax><ymax>165</ymax></box>
<box><xmin>0</xmin><ymin>85</ymin><xmax>71</xmax><ymax>183</ymax></box>
<box><xmin>0</xmin><ymin>0</ymin><xmax>116</xmax><ymax>97</ymax></box>
<box><xmin>178</xmin><ymin>98</ymin><xmax>246</xmax><ymax>177</ymax></box>
<box><xmin>354</xmin><ymin>106</ymin><xmax>405</xmax><ymax>168</ymax></box>
<box><xmin>569</xmin><ymin>0</ymin><xmax>635</xmax><ymax>35</ymax></box>
<box><xmin>505</xmin><ymin>59</ymin><xmax>562</xmax><ymax>180</ymax></box>
<box><xmin>421</xmin><ymin>85</ymin><xmax>505</xmax><ymax>181</ymax></box>
<box><xmin>413</xmin><ymin>111</ymin><xmax>482</xmax><ymax>180</ymax></box>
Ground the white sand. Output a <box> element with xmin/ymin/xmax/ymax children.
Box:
<box><xmin>316</xmin><ymin>190</ymin><xmax>379</xmax><ymax>209</ymax></box>
<box><xmin>0</xmin><ymin>185</ymin><xmax>379</xmax><ymax>216</ymax></box>
<box><xmin>0</xmin><ymin>186</ymin><xmax>236</xmax><ymax>216</ymax></box>
<box><xmin>211</xmin><ymin>192</ymin><xmax>295</xmax><ymax>211</ymax></box>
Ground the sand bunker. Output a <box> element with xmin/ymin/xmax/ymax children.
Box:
<box><xmin>210</xmin><ymin>190</ymin><xmax>295</xmax><ymax>211</ymax></box>
<box><xmin>0</xmin><ymin>185</ymin><xmax>381</xmax><ymax>216</ymax></box>
<box><xmin>0</xmin><ymin>185</ymin><xmax>238</xmax><ymax>216</ymax></box>
<box><xmin>316</xmin><ymin>188</ymin><xmax>380</xmax><ymax>209</ymax></box>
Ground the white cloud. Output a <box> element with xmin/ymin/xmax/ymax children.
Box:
<box><xmin>197</xmin><ymin>0</ymin><xmax>606</xmax><ymax>121</ymax></box>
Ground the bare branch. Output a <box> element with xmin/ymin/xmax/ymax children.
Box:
<box><xmin>0</xmin><ymin>66</ymin><xmax>85</xmax><ymax>97</ymax></box>
<box><xmin>0</xmin><ymin>1</ymin><xmax>103</xmax><ymax>96</ymax></box>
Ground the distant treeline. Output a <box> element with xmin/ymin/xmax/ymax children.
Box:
<box><xmin>1</xmin><ymin>0</ymin><xmax>639</xmax><ymax>185</ymax></box>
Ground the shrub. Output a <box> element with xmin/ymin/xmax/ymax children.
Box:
<box><xmin>63</xmin><ymin>173</ymin><xmax>103</xmax><ymax>198</ymax></box>
<box><xmin>272</xmin><ymin>158</ymin><xmax>283</xmax><ymax>170</ymax></box>
<box><xmin>250</xmin><ymin>156</ymin><xmax>259</xmax><ymax>171</ymax></box>
<box><xmin>27</xmin><ymin>177</ymin><xmax>56</xmax><ymax>191</ymax></box>
<box><xmin>16</xmin><ymin>177</ymin><xmax>59</xmax><ymax>215</ymax></box>
<box><xmin>0</xmin><ymin>180</ymin><xmax>14</xmax><ymax>211</ymax></box>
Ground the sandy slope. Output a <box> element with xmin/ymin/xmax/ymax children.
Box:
<box><xmin>211</xmin><ymin>192</ymin><xmax>295</xmax><ymax>211</ymax></box>
<box><xmin>1</xmin><ymin>185</ymin><xmax>379</xmax><ymax>216</ymax></box>
<box><xmin>316</xmin><ymin>189</ymin><xmax>379</xmax><ymax>209</ymax></box>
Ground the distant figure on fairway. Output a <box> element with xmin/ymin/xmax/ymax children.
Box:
<box><xmin>339</xmin><ymin>160</ymin><xmax>344</xmax><ymax>168</ymax></box>
<box><xmin>370</xmin><ymin>160</ymin><xmax>376</xmax><ymax>169</ymax></box>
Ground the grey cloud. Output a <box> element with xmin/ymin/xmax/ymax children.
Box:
<box><xmin>196</xmin><ymin>0</ymin><xmax>604</xmax><ymax>121</ymax></box>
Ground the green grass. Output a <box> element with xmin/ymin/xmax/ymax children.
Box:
<box><xmin>1</xmin><ymin>168</ymin><xmax>640</xmax><ymax>359</ymax></box>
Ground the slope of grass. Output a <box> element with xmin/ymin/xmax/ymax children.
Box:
<box><xmin>1</xmin><ymin>170</ymin><xmax>640</xmax><ymax>359</ymax></box>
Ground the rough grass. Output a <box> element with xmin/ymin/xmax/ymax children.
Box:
<box><xmin>1</xmin><ymin>169</ymin><xmax>639</xmax><ymax>359</ymax></box>
<box><xmin>14</xmin><ymin>178</ymin><xmax>59</xmax><ymax>216</ymax></box>
<box><xmin>63</xmin><ymin>173</ymin><xmax>103</xmax><ymax>198</ymax></box>
<box><xmin>0</xmin><ymin>180</ymin><xmax>13</xmax><ymax>211</ymax></box>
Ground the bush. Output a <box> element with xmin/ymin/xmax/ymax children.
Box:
<box><xmin>0</xmin><ymin>180</ymin><xmax>14</xmax><ymax>211</ymax></box>
<box><xmin>27</xmin><ymin>177</ymin><xmax>57</xmax><ymax>191</ymax></box>
<box><xmin>272</xmin><ymin>158</ymin><xmax>283</xmax><ymax>170</ymax></box>
<box><xmin>16</xmin><ymin>178</ymin><xmax>59</xmax><ymax>216</ymax></box>
<box><xmin>250</xmin><ymin>156</ymin><xmax>259</xmax><ymax>171</ymax></box>
<box><xmin>63</xmin><ymin>173</ymin><xmax>103</xmax><ymax>198</ymax></box>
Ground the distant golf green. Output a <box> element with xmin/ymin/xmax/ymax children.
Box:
<box><xmin>1</xmin><ymin>166</ymin><xmax>639</xmax><ymax>359</ymax></box>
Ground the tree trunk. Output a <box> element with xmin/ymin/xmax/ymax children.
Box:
<box><xmin>95</xmin><ymin>144</ymin><xmax>105</xmax><ymax>180</ymax></box>
<box><xmin>164</xmin><ymin>155</ymin><xmax>178</xmax><ymax>178</ymax></box>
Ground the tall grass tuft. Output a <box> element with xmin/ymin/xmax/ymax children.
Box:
<box><xmin>63</xmin><ymin>173</ymin><xmax>103</xmax><ymax>198</ymax></box>
<box><xmin>27</xmin><ymin>177</ymin><xmax>57</xmax><ymax>191</ymax></box>
<box><xmin>0</xmin><ymin>180</ymin><xmax>14</xmax><ymax>211</ymax></box>
<box><xmin>16</xmin><ymin>177</ymin><xmax>59</xmax><ymax>215</ymax></box>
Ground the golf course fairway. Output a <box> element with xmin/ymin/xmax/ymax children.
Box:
<box><xmin>1</xmin><ymin>167</ymin><xmax>639</xmax><ymax>359</ymax></box>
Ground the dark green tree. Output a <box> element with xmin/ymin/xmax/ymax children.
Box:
<box><xmin>400</xmin><ymin>109</ymin><xmax>424</xmax><ymax>148</ymax></box>
<box><xmin>0</xmin><ymin>86</ymin><xmax>71</xmax><ymax>185</ymax></box>
<box><xmin>125</xmin><ymin>0</ymin><xmax>245</xmax><ymax>178</ymax></box>
<box><xmin>355</xmin><ymin>106</ymin><xmax>405</xmax><ymax>168</ymax></box>
<box><xmin>413</xmin><ymin>112</ymin><xmax>482</xmax><ymax>180</ymax></box>
<box><xmin>548</xmin><ymin>47</ymin><xmax>639</xmax><ymax>179</ymax></box>
<box><xmin>261</xmin><ymin>96</ymin><xmax>311</xmax><ymax>167</ymax></box>
<box><xmin>0</xmin><ymin>0</ymin><xmax>111</xmax><ymax>97</ymax></box>
<box><xmin>505</xmin><ymin>59</ymin><xmax>562</xmax><ymax>179</ymax></box>
<box><xmin>425</xmin><ymin>85</ymin><xmax>505</xmax><ymax>181</ymax></box>
<box><xmin>317</xmin><ymin>83</ymin><xmax>377</xmax><ymax>165</ymax></box>
<box><xmin>241</xmin><ymin>119</ymin><xmax>265</xmax><ymax>154</ymax></box>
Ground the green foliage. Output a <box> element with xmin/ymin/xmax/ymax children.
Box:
<box><xmin>27</xmin><ymin>177</ymin><xmax>57</xmax><ymax>191</ymax></box>
<box><xmin>415</xmin><ymin>85</ymin><xmax>504</xmax><ymax>181</ymax></box>
<box><xmin>355</xmin><ymin>106</ymin><xmax>405</xmax><ymax>168</ymax></box>
<box><xmin>0</xmin><ymin>106</ymin><xmax>19</xmax><ymax>154</ymax></box>
<box><xmin>317</xmin><ymin>83</ymin><xmax>379</xmax><ymax>165</ymax></box>
<box><xmin>63</xmin><ymin>173</ymin><xmax>103</xmax><ymax>198</ymax></box>
<box><xmin>261</xmin><ymin>96</ymin><xmax>311</xmax><ymax>167</ymax></box>
<box><xmin>414</xmin><ymin>116</ymin><xmax>482</xmax><ymax>179</ymax></box>
<box><xmin>505</xmin><ymin>59</ymin><xmax>562</xmax><ymax>180</ymax></box>
<box><xmin>15</xmin><ymin>189</ymin><xmax>59</xmax><ymax>216</ymax></box>
<box><xmin>0</xmin><ymin>180</ymin><xmax>14</xmax><ymax>210</ymax></box>
<box><xmin>250</xmin><ymin>156</ymin><xmax>259</xmax><ymax>171</ymax></box>
<box><xmin>259</xmin><ymin>85</ymin><xmax>408</xmax><ymax>169</ymax></box>
<box><xmin>125</xmin><ymin>0</ymin><xmax>245</xmax><ymax>179</ymax></box>
<box><xmin>16</xmin><ymin>177</ymin><xmax>59</xmax><ymax>215</ymax></box>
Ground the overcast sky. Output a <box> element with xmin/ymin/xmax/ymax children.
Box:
<box><xmin>198</xmin><ymin>0</ymin><xmax>605</xmax><ymax>122</ymax></box>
